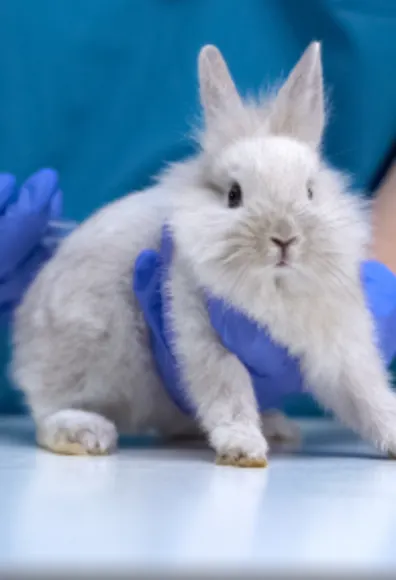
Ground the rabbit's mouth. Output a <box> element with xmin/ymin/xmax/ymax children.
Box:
<box><xmin>274</xmin><ymin>258</ymin><xmax>297</xmax><ymax>274</ymax></box>
<box><xmin>276</xmin><ymin>259</ymin><xmax>288</xmax><ymax>267</ymax></box>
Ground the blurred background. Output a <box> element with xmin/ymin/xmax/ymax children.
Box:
<box><xmin>0</xmin><ymin>0</ymin><xmax>395</xmax><ymax>414</ymax></box>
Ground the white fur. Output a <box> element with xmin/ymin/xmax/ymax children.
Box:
<box><xmin>37</xmin><ymin>409</ymin><xmax>118</xmax><ymax>455</ymax></box>
<box><xmin>11</xmin><ymin>43</ymin><xmax>396</xmax><ymax>462</ymax></box>
<box><xmin>261</xmin><ymin>411</ymin><xmax>301</xmax><ymax>442</ymax></box>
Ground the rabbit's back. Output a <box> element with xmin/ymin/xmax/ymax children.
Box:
<box><xmin>11</xmin><ymin>186</ymin><xmax>181</xmax><ymax>431</ymax></box>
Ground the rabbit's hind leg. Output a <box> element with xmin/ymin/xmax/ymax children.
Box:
<box><xmin>261</xmin><ymin>410</ymin><xmax>301</xmax><ymax>443</ymax></box>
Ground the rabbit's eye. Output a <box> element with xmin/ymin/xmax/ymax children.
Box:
<box><xmin>228</xmin><ymin>182</ymin><xmax>243</xmax><ymax>208</ymax></box>
<box><xmin>307</xmin><ymin>183</ymin><xmax>314</xmax><ymax>200</ymax></box>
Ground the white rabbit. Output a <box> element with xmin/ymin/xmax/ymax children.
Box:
<box><xmin>11</xmin><ymin>42</ymin><xmax>396</xmax><ymax>466</ymax></box>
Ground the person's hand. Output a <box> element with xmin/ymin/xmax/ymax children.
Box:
<box><xmin>0</xmin><ymin>169</ymin><xmax>63</xmax><ymax>320</ymax></box>
<box><xmin>134</xmin><ymin>227</ymin><xmax>396</xmax><ymax>411</ymax></box>
<box><xmin>360</xmin><ymin>259</ymin><xmax>396</xmax><ymax>365</ymax></box>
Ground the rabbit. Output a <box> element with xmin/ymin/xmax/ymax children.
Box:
<box><xmin>11</xmin><ymin>41</ymin><xmax>396</xmax><ymax>467</ymax></box>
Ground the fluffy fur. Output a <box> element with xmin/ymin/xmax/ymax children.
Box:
<box><xmin>11</xmin><ymin>43</ymin><xmax>396</xmax><ymax>464</ymax></box>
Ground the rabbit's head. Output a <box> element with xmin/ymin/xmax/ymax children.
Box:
<box><xmin>169</xmin><ymin>43</ymin><xmax>369</xmax><ymax>315</ymax></box>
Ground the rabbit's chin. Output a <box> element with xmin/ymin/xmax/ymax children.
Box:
<box><xmin>199</xmin><ymin>250</ymin><xmax>354</xmax><ymax>325</ymax></box>
<box><xmin>273</xmin><ymin>259</ymin><xmax>295</xmax><ymax>275</ymax></box>
<box><xmin>195</xmin><ymin>258</ymin><xmax>299</xmax><ymax>312</ymax></box>
<box><xmin>259</xmin><ymin>264</ymin><xmax>309</xmax><ymax>295</ymax></box>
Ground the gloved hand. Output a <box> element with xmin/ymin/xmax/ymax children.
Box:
<box><xmin>0</xmin><ymin>168</ymin><xmax>64</xmax><ymax>321</ymax></box>
<box><xmin>134</xmin><ymin>226</ymin><xmax>396</xmax><ymax>411</ymax></box>
<box><xmin>134</xmin><ymin>226</ymin><xmax>303</xmax><ymax>412</ymax></box>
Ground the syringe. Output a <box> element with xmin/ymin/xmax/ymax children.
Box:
<box><xmin>41</xmin><ymin>219</ymin><xmax>78</xmax><ymax>251</ymax></box>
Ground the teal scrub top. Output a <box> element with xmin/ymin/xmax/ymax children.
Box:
<box><xmin>0</xmin><ymin>0</ymin><xmax>395</xmax><ymax>414</ymax></box>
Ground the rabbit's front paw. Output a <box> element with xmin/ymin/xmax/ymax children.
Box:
<box><xmin>211</xmin><ymin>423</ymin><xmax>268</xmax><ymax>468</ymax></box>
<box><xmin>367</xmin><ymin>420</ymin><xmax>396</xmax><ymax>459</ymax></box>
<box><xmin>37</xmin><ymin>409</ymin><xmax>118</xmax><ymax>456</ymax></box>
<box><xmin>381</xmin><ymin>433</ymin><xmax>396</xmax><ymax>460</ymax></box>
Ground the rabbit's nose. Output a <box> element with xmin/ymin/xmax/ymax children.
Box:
<box><xmin>270</xmin><ymin>236</ymin><xmax>298</xmax><ymax>260</ymax></box>
<box><xmin>270</xmin><ymin>236</ymin><xmax>297</xmax><ymax>250</ymax></box>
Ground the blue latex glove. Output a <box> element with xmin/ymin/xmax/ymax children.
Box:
<box><xmin>134</xmin><ymin>226</ymin><xmax>396</xmax><ymax>415</ymax></box>
<box><xmin>0</xmin><ymin>169</ymin><xmax>64</xmax><ymax>321</ymax></box>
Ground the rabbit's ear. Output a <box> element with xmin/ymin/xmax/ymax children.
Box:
<box><xmin>269</xmin><ymin>42</ymin><xmax>325</xmax><ymax>148</ymax></box>
<box><xmin>198</xmin><ymin>45</ymin><xmax>243</xmax><ymax>124</ymax></box>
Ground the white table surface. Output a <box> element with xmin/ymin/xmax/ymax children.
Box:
<box><xmin>0</xmin><ymin>416</ymin><xmax>395</xmax><ymax>578</ymax></box>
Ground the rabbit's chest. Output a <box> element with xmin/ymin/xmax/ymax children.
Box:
<box><xmin>263</xmin><ymin>290</ymin><xmax>342</xmax><ymax>360</ymax></box>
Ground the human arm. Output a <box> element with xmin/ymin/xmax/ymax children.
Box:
<box><xmin>372</xmin><ymin>160</ymin><xmax>396</xmax><ymax>274</ymax></box>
